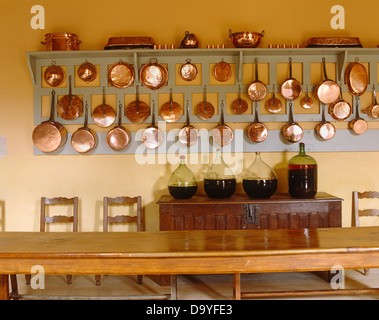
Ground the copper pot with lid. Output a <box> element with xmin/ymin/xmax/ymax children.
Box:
<box><xmin>41</xmin><ymin>33</ymin><xmax>81</xmax><ymax>51</ymax></box>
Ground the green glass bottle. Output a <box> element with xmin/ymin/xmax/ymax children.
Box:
<box><xmin>288</xmin><ymin>143</ymin><xmax>317</xmax><ymax>198</ymax></box>
<box><xmin>168</xmin><ymin>155</ymin><xmax>198</xmax><ymax>199</ymax></box>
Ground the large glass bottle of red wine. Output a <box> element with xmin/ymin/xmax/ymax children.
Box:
<box><xmin>204</xmin><ymin>149</ymin><xmax>236</xmax><ymax>198</ymax></box>
<box><xmin>288</xmin><ymin>143</ymin><xmax>317</xmax><ymax>198</ymax></box>
<box><xmin>243</xmin><ymin>152</ymin><xmax>278</xmax><ymax>198</ymax></box>
<box><xmin>168</xmin><ymin>155</ymin><xmax>198</xmax><ymax>199</ymax></box>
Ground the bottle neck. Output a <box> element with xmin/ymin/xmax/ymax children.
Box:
<box><xmin>299</xmin><ymin>143</ymin><xmax>306</xmax><ymax>156</ymax></box>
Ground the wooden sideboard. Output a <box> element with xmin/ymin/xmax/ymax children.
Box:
<box><xmin>158</xmin><ymin>192</ymin><xmax>342</xmax><ymax>231</ymax></box>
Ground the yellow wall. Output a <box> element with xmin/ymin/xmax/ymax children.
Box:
<box><xmin>1</xmin><ymin>0</ymin><xmax>379</xmax><ymax>231</ymax></box>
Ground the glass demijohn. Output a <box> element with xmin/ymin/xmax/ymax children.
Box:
<box><xmin>288</xmin><ymin>143</ymin><xmax>317</xmax><ymax>198</ymax></box>
<box><xmin>168</xmin><ymin>155</ymin><xmax>198</xmax><ymax>199</ymax></box>
<box><xmin>204</xmin><ymin>149</ymin><xmax>236</xmax><ymax>198</ymax></box>
<box><xmin>243</xmin><ymin>152</ymin><xmax>278</xmax><ymax>198</ymax></box>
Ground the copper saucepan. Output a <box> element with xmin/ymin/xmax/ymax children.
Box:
<box><xmin>196</xmin><ymin>86</ymin><xmax>215</xmax><ymax>120</ymax></box>
<box><xmin>349</xmin><ymin>97</ymin><xmax>368</xmax><ymax>135</ymax></box>
<box><xmin>57</xmin><ymin>75</ymin><xmax>83</xmax><ymax>120</ymax></box>
<box><xmin>212</xmin><ymin>101</ymin><xmax>233</xmax><ymax>146</ymax></box>
<box><xmin>44</xmin><ymin>61</ymin><xmax>65</xmax><ymax>87</ymax></box>
<box><xmin>160</xmin><ymin>88</ymin><xmax>182</xmax><ymax>122</ymax></box>
<box><xmin>365</xmin><ymin>85</ymin><xmax>379</xmax><ymax>118</ymax></box>
<box><xmin>329</xmin><ymin>87</ymin><xmax>352</xmax><ymax>121</ymax></box>
<box><xmin>71</xmin><ymin>103</ymin><xmax>97</xmax><ymax>154</ymax></box>
<box><xmin>247</xmin><ymin>102</ymin><xmax>268</xmax><ymax>143</ymax></box>
<box><xmin>178</xmin><ymin>101</ymin><xmax>199</xmax><ymax>147</ymax></box>
<box><xmin>232</xmin><ymin>85</ymin><xmax>248</xmax><ymax>114</ymax></box>
<box><xmin>315</xmin><ymin>103</ymin><xmax>336</xmax><ymax>140</ymax></box>
<box><xmin>281</xmin><ymin>58</ymin><xmax>302</xmax><ymax>101</ymax></box>
<box><xmin>32</xmin><ymin>90</ymin><xmax>67</xmax><ymax>153</ymax></box>
<box><xmin>314</xmin><ymin>57</ymin><xmax>340</xmax><ymax>104</ymax></box>
<box><xmin>141</xmin><ymin>101</ymin><xmax>164</xmax><ymax>149</ymax></box>
<box><xmin>125</xmin><ymin>85</ymin><xmax>150</xmax><ymax>123</ymax></box>
<box><xmin>247</xmin><ymin>58</ymin><xmax>267</xmax><ymax>102</ymax></box>
<box><xmin>266</xmin><ymin>84</ymin><xmax>282</xmax><ymax>113</ymax></box>
<box><xmin>106</xmin><ymin>102</ymin><xmax>131</xmax><ymax>151</ymax></box>
<box><xmin>281</xmin><ymin>102</ymin><xmax>303</xmax><ymax>143</ymax></box>
<box><xmin>92</xmin><ymin>87</ymin><xmax>116</xmax><ymax>128</ymax></box>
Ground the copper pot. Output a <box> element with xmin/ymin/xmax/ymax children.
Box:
<box><xmin>106</xmin><ymin>103</ymin><xmax>131</xmax><ymax>151</ymax></box>
<box><xmin>32</xmin><ymin>90</ymin><xmax>67</xmax><ymax>153</ymax></box>
<box><xmin>41</xmin><ymin>33</ymin><xmax>80</xmax><ymax>51</ymax></box>
<box><xmin>179</xmin><ymin>31</ymin><xmax>199</xmax><ymax>48</ymax></box>
<box><xmin>71</xmin><ymin>104</ymin><xmax>97</xmax><ymax>153</ymax></box>
<box><xmin>314</xmin><ymin>58</ymin><xmax>340</xmax><ymax>104</ymax></box>
<box><xmin>229</xmin><ymin>29</ymin><xmax>264</xmax><ymax>48</ymax></box>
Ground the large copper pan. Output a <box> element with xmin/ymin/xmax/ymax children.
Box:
<box><xmin>314</xmin><ymin>58</ymin><xmax>340</xmax><ymax>104</ymax></box>
<box><xmin>247</xmin><ymin>59</ymin><xmax>267</xmax><ymax>102</ymax></box>
<box><xmin>57</xmin><ymin>75</ymin><xmax>83</xmax><ymax>120</ymax></box>
<box><xmin>106</xmin><ymin>103</ymin><xmax>130</xmax><ymax>151</ymax></box>
<box><xmin>281</xmin><ymin>58</ymin><xmax>302</xmax><ymax>101</ymax></box>
<box><xmin>32</xmin><ymin>90</ymin><xmax>67</xmax><ymax>153</ymax></box>
<box><xmin>71</xmin><ymin>104</ymin><xmax>97</xmax><ymax>153</ymax></box>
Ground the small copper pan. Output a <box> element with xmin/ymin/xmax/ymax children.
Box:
<box><xmin>281</xmin><ymin>102</ymin><xmax>303</xmax><ymax>143</ymax></box>
<box><xmin>44</xmin><ymin>61</ymin><xmax>65</xmax><ymax>87</ymax></box>
<box><xmin>196</xmin><ymin>86</ymin><xmax>215</xmax><ymax>120</ymax></box>
<box><xmin>301</xmin><ymin>85</ymin><xmax>314</xmax><ymax>109</ymax></box>
<box><xmin>212</xmin><ymin>59</ymin><xmax>232</xmax><ymax>82</ymax></box>
<box><xmin>212</xmin><ymin>101</ymin><xmax>233</xmax><ymax>146</ymax></box>
<box><xmin>247</xmin><ymin>58</ymin><xmax>267</xmax><ymax>102</ymax></box>
<box><xmin>314</xmin><ymin>58</ymin><xmax>340</xmax><ymax>104</ymax></box>
<box><xmin>125</xmin><ymin>85</ymin><xmax>150</xmax><ymax>123</ymax></box>
<box><xmin>71</xmin><ymin>103</ymin><xmax>97</xmax><ymax>154</ymax></box>
<box><xmin>179</xmin><ymin>59</ymin><xmax>198</xmax><ymax>81</ymax></box>
<box><xmin>281</xmin><ymin>58</ymin><xmax>302</xmax><ymax>101</ymax></box>
<box><xmin>315</xmin><ymin>103</ymin><xmax>336</xmax><ymax>140</ymax></box>
<box><xmin>160</xmin><ymin>89</ymin><xmax>182</xmax><ymax>122</ymax></box>
<box><xmin>108</xmin><ymin>61</ymin><xmax>134</xmax><ymax>89</ymax></box>
<box><xmin>57</xmin><ymin>75</ymin><xmax>83</xmax><ymax>120</ymax></box>
<box><xmin>178</xmin><ymin>101</ymin><xmax>199</xmax><ymax>146</ymax></box>
<box><xmin>106</xmin><ymin>102</ymin><xmax>131</xmax><ymax>151</ymax></box>
<box><xmin>77</xmin><ymin>61</ymin><xmax>97</xmax><ymax>82</ymax></box>
<box><xmin>232</xmin><ymin>85</ymin><xmax>248</xmax><ymax>114</ymax></box>
<box><xmin>266</xmin><ymin>84</ymin><xmax>282</xmax><ymax>113</ymax></box>
<box><xmin>32</xmin><ymin>90</ymin><xmax>67</xmax><ymax>153</ymax></box>
<box><xmin>141</xmin><ymin>101</ymin><xmax>164</xmax><ymax>149</ymax></box>
<box><xmin>92</xmin><ymin>87</ymin><xmax>116</xmax><ymax>128</ymax></box>
<box><xmin>349</xmin><ymin>98</ymin><xmax>368</xmax><ymax>135</ymax></box>
<box><xmin>329</xmin><ymin>87</ymin><xmax>352</xmax><ymax>121</ymax></box>
<box><xmin>365</xmin><ymin>86</ymin><xmax>379</xmax><ymax>118</ymax></box>
<box><xmin>247</xmin><ymin>102</ymin><xmax>268</xmax><ymax>143</ymax></box>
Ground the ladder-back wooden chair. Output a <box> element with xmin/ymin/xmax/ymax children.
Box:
<box><xmin>95</xmin><ymin>196</ymin><xmax>142</xmax><ymax>286</ymax></box>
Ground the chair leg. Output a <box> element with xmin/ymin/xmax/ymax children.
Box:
<box><xmin>137</xmin><ymin>275</ymin><xmax>143</xmax><ymax>285</ymax></box>
<box><xmin>95</xmin><ymin>275</ymin><xmax>101</xmax><ymax>286</ymax></box>
<box><xmin>10</xmin><ymin>275</ymin><xmax>19</xmax><ymax>300</ymax></box>
<box><xmin>66</xmin><ymin>275</ymin><xmax>72</xmax><ymax>285</ymax></box>
<box><xmin>25</xmin><ymin>274</ymin><xmax>31</xmax><ymax>285</ymax></box>
<box><xmin>170</xmin><ymin>275</ymin><xmax>177</xmax><ymax>300</ymax></box>
<box><xmin>364</xmin><ymin>268</ymin><xmax>370</xmax><ymax>276</ymax></box>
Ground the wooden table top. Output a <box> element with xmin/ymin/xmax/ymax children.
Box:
<box><xmin>0</xmin><ymin>227</ymin><xmax>378</xmax><ymax>259</ymax></box>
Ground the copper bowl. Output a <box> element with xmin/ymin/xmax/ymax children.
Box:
<box><xmin>229</xmin><ymin>29</ymin><xmax>264</xmax><ymax>48</ymax></box>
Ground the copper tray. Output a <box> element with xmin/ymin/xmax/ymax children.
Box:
<box><xmin>104</xmin><ymin>37</ymin><xmax>154</xmax><ymax>50</ymax></box>
<box><xmin>306</xmin><ymin>37</ymin><xmax>362</xmax><ymax>48</ymax></box>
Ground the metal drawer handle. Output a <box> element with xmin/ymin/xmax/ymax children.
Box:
<box><xmin>243</xmin><ymin>204</ymin><xmax>260</xmax><ymax>224</ymax></box>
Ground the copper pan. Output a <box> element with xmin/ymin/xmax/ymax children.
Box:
<box><xmin>329</xmin><ymin>87</ymin><xmax>352</xmax><ymax>121</ymax></box>
<box><xmin>106</xmin><ymin>102</ymin><xmax>131</xmax><ymax>151</ymax></box>
<box><xmin>314</xmin><ymin>58</ymin><xmax>340</xmax><ymax>104</ymax></box>
<box><xmin>281</xmin><ymin>102</ymin><xmax>303</xmax><ymax>143</ymax></box>
<box><xmin>365</xmin><ymin>85</ymin><xmax>379</xmax><ymax>118</ymax></box>
<box><xmin>178</xmin><ymin>101</ymin><xmax>199</xmax><ymax>147</ymax></box>
<box><xmin>247</xmin><ymin>102</ymin><xmax>268</xmax><ymax>143</ymax></box>
<box><xmin>141</xmin><ymin>101</ymin><xmax>164</xmax><ymax>149</ymax></box>
<box><xmin>212</xmin><ymin>101</ymin><xmax>233</xmax><ymax>146</ymax></box>
<box><xmin>57</xmin><ymin>75</ymin><xmax>83</xmax><ymax>120</ymax></box>
<box><xmin>78</xmin><ymin>61</ymin><xmax>97</xmax><ymax>83</ymax></box>
<box><xmin>160</xmin><ymin>89</ymin><xmax>182</xmax><ymax>122</ymax></box>
<box><xmin>44</xmin><ymin>62</ymin><xmax>65</xmax><ymax>87</ymax></box>
<box><xmin>179</xmin><ymin>59</ymin><xmax>198</xmax><ymax>81</ymax></box>
<box><xmin>196</xmin><ymin>86</ymin><xmax>215</xmax><ymax>120</ymax></box>
<box><xmin>125</xmin><ymin>85</ymin><xmax>150</xmax><ymax>123</ymax></box>
<box><xmin>300</xmin><ymin>85</ymin><xmax>314</xmax><ymax>109</ymax></box>
<box><xmin>315</xmin><ymin>103</ymin><xmax>336</xmax><ymax>140</ymax></box>
<box><xmin>140</xmin><ymin>58</ymin><xmax>168</xmax><ymax>90</ymax></box>
<box><xmin>280</xmin><ymin>58</ymin><xmax>302</xmax><ymax>101</ymax></box>
<box><xmin>232</xmin><ymin>85</ymin><xmax>248</xmax><ymax>114</ymax></box>
<box><xmin>266</xmin><ymin>84</ymin><xmax>282</xmax><ymax>113</ymax></box>
<box><xmin>32</xmin><ymin>90</ymin><xmax>67</xmax><ymax>153</ymax></box>
<box><xmin>345</xmin><ymin>58</ymin><xmax>368</xmax><ymax>97</ymax></box>
<box><xmin>349</xmin><ymin>98</ymin><xmax>368</xmax><ymax>135</ymax></box>
<box><xmin>92</xmin><ymin>87</ymin><xmax>116</xmax><ymax>128</ymax></box>
<box><xmin>247</xmin><ymin>58</ymin><xmax>267</xmax><ymax>102</ymax></box>
<box><xmin>212</xmin><ymin>59</ymin><xmax>232</xmax><ymax>82</ymax></box>
<box><xmin>108</xmin><ymin>61</ymin><xmax>134</xmax><ymax>89</ymax></box>
<box><xmin>71</xmin><ymin>103</ymin><xmax>97</xmax><ymax>153</ymax></box>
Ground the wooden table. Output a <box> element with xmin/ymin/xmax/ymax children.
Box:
<box><xmin>1</xmin><ymin>227</ymin><xmax>379</xmax><ymax>300</ymax></box>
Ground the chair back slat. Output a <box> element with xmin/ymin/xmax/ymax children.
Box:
<box><xmin>353</xmin><ymin>191</ymin><xmax>379</xmax><ymax>227</ymax></box>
